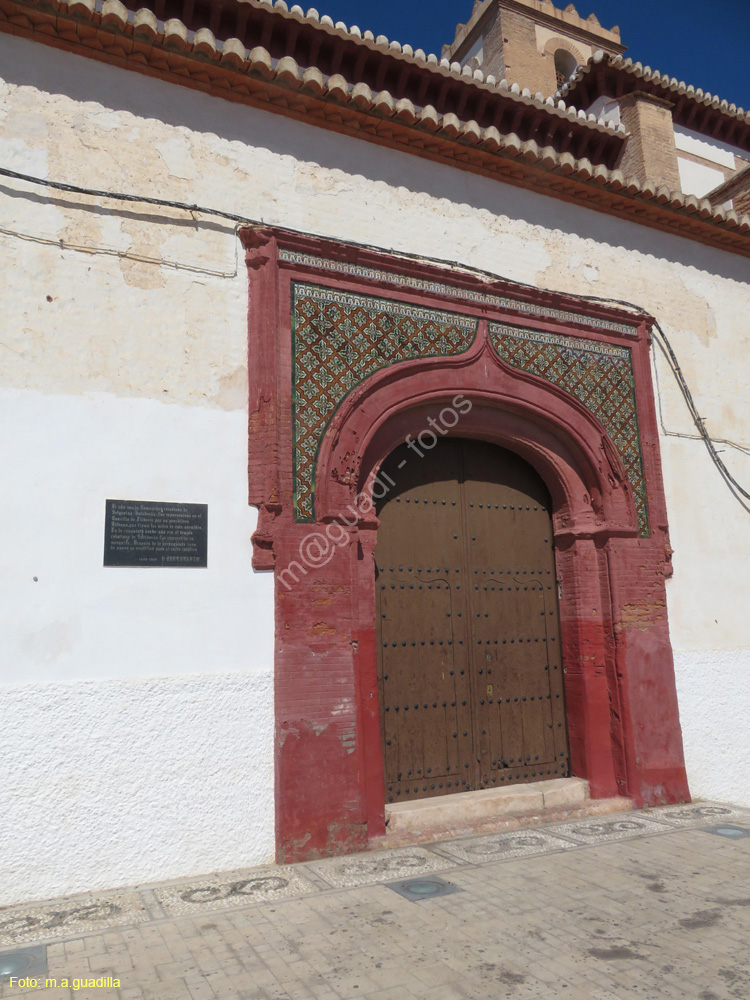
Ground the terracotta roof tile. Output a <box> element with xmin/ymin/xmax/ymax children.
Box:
<box><xmin>561</xmin><ymin>51</ymin><xmax>749</xmax><ymax>149</ymax></box>
<box><xmin>3</xmin><ymin>0</ymin><xmax>749</xmax><ymax>251</ymax></box>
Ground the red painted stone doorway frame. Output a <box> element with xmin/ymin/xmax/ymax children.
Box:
<box><xmin>241</xmin><ymin>226</ymin><xmax>690</xmax><ymax>864</ymax></box>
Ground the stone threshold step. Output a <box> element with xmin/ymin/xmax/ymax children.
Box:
<box><xmin>377</xmin><ymin>778</ymin><xmax>633</xmax><ymax>848</ymax></box>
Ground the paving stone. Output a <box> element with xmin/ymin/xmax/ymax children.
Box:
<box><xmin>0</xmin><ymin>894</ymin><xmax>149</xmax><ymax>948</ymax></box>
<box><xmin>434</xmin><ymin>828</ymin><xmax>576</xmax><ymax>864</ymax></box>
<box><xmin>154</xmin><ymin>869</ymin><xmax>317</xmax><ymax>918</ymax></box>
<box><xmin>2</xmin><ymin>804</ymin><xmax>750</xmax><ymax>999</ymax></box>
<box><xmin>547</xmin><ymin>813</ymin><xmax>673</xmax><ymax>843</ymax></box>
<box><xmin>306</xmin><ymin>847</ymin><xmax>453</xmax><ymax>888</ymax></box>
<box><xmin>650</xmin><ymin>801</ymin><xmax>750</xmax><ymax>826</ymax></box>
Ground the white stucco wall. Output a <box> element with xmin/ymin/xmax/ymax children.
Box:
<box><xmin>1</xmin><ymin>33</ymin><xmax>749</xmax><ymax>902</ymax></box>
<box><xmin>586</xmin><ymin>95</ymin><xmax>621</xmax><ymax>128</ymax></box>
<box><xmin>1</xmin><ymin>672</ymin><xmax>274</xmax><ymax>906</ymax></box>
<box><xmin>673</xmin><ymin>125</ymin><xmax>745</xmax><ymax>198</ymax></box>
<box><xmin>672</xmin><ymin>649</ymin><xmax>750</xmax><ymax>808</ymax></box>
<box><xmin>1</xmin><ymin>392</ymin><xmax>272</xmax><ymax>683</ymax></box>
<box><xmin>677</xmin><ymin>156</ymin><xmax>726</xmax><ymax>198</ymax></box>
<box><xmin>674</xmin><ymin>125</ymin><xmax>739</xmax><ymax>170</ymax></box>
<box><xmin>0</xmin><ymin>389</ymin><xmax>276</xmax><ymax>905</ymax></box>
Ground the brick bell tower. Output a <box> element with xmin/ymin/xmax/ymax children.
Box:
<box><xmin>442</xmin><ymin>0</ymin><xmax>625</xmax><ymax>97</ymax></box>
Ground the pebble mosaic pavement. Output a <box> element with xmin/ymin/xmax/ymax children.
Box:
<box><xmin>1</xmin><ymin>802</ymin><xmax>749</xmax><ymax>999</ymax></box>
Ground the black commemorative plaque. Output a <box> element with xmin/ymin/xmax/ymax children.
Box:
<box><xmin>104</xmin><ymin>500</ymin><xmax>208</xmax><ymax>567</ymax></box>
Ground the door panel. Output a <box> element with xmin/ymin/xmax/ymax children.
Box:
<box><xmin>376</xmin><ymin>440</ymin><xmax>472</xmax><ymax>800</ymax></box>
<box><xmin>376</xmin><ymin>438</ymin><xmax>569</xmax><ymax>804</ymax></box>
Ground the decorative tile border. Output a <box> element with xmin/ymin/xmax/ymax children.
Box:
<box><xmin>548</xmin><ymin>816</ymin><xmax>672</xmax><ymax>845</ymax></box>
<box><xmin>153</xmin><ymin>867</ymin><xmax>317</xmax><ymax>917</ymax></box>
<box><xmin>0</xmin><ymin>893</ymin><xmax>149</xmax><ymax>947</ymax></box>
<box><xmin>287</xmin><ymin>271</ymin><xmax>646</xmax><ymax>527</ymax></box>
<box><xmin>492</xmin><ymin>325</ymin><xmax>632</xmax><ymax>360</ymax></box>
<box><xmin>292</xmin><ymin>282</ymin><xmax>477</xmax><ymax>520</ymax></box>
<box><xmin>305</xmin><ymin>847</ymin><xmax>454</xmax><ymax>889</ymax></box>
<box><xmin>649</xmin><ymin>803</ymin><xmax>750</xmax><ymax>827</ymax></box>
<box><xmin>489</xmin><ymin>321</ymin><xmax>649</xmax><ymax>535</ymax></box>
<box><xmin>280</xmin><ymin>250</ymin><xmax>639</xmax><ymax>337</ymax></box>
<box><xmin>436</xmin><ymin>830</ymin><xmax>577</xmax><ymax>865</ymax></box>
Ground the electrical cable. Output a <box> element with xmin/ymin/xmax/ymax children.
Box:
<box><xmin>0</xmin><ymin>224</ymin><xmax>238</xmax><ymax>277</ymax></box>
<box><xmin>1</xmin><ymin>163</ymin><xmax>748</xmax><ymax>512</ymax></box>
<box><xmin>650</xmin><ymin>323</ymin><xmax>750</xmax><ymax>513</ymax></box>
<box><xmin>0</xmin><ymin>166</ymin><xmax>255</xmax><ymax>227</ymax></box>
<box><xmin>651</xmin><ymin>340</ymin><xmax>750</xmax><ymax>457</ymax></box>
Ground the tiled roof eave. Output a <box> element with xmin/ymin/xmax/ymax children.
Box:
<box><xmin>707</xmin><ymin>165</ymin><xmax>750</xmax><ymax>206</ymax></box>
<box><xmin>1</xmin><ymin>0</ymin><xmax>749</xmax><ymax>260</ymax></box>
<box><xmin>100</xmin><ymin>0</ymin><xmax>631</xmax><ymax>164</ymax></box>
<box><xmin>560</xmin><ymin>51</ymin><xmax>750</xmax><ymax>155</ymax></box>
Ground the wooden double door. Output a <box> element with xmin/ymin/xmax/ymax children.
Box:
<box><xmin>375</xmin><ymin>438</ymin><xmax>569</xmax><ymax>803</ymax></box>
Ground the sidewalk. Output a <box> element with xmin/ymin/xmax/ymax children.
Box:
<box><xmin>1</xmin><ymin>801</ymin><xmax>749</xmax><ymax>1000</ymax></box>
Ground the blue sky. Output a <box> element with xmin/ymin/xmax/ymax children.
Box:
<box><xmin>313</xmin><ymin>0</ymin><xmax>749</xmax><ymax>109</ymax></box>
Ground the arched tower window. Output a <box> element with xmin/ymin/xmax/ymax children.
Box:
<box><xmin>554</xmin><ymin>48</ymin><xmax>578</xmax><ymax>87</ymax></box>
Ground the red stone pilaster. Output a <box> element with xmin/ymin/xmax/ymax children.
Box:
<box><xmin>555</xmin><ymin>536</ymin><xmax>620</xmax><ymax>799</ymax></box>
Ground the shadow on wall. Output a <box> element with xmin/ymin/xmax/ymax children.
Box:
<box><xmin>2</xmin><ymin>34</ymin><xmax>749</xmax><ymax>286</ymax></box>
<box><xmin>0</xmin><ymin>181</ymin><xmax>237</xmax><ymax>237</ymax></box>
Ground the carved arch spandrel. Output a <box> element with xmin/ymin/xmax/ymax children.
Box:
<box><xmin>316</xmin><ymin>325</ymin><xmax>639</xmax><ymax>542</ymax></box>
